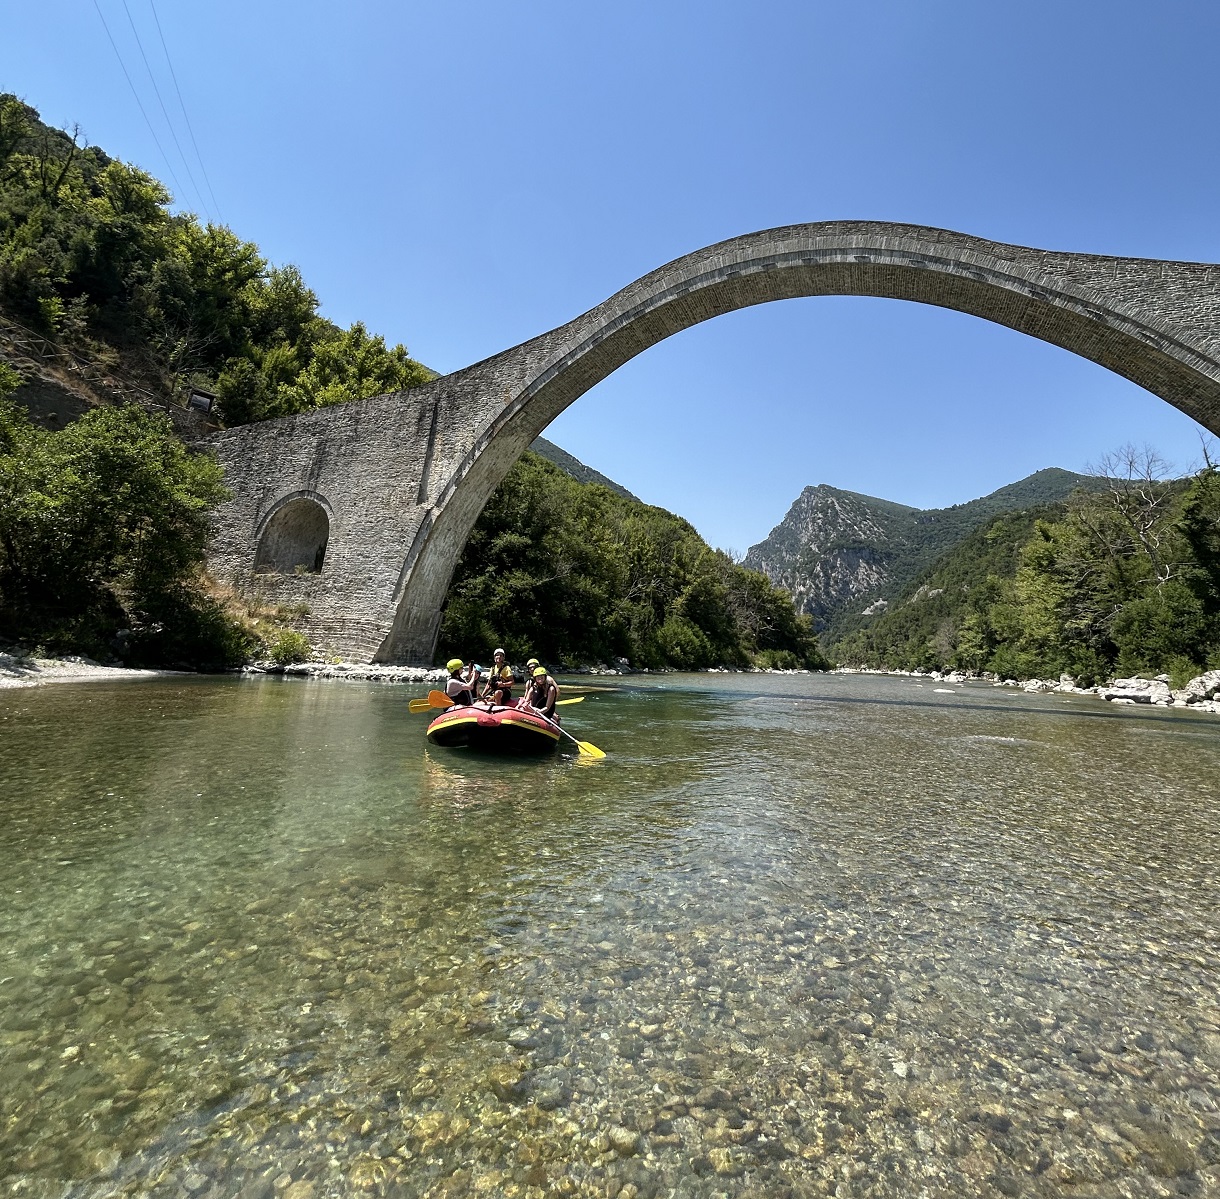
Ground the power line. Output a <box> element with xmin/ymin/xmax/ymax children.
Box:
<box><xmin>119</xmin><ymin>0</ymin><xmax>212</xmax><ymax>222</ymax></box>
<box><xmin>91</xmin><ymin>0</ymin><xmax>191</xmax><ymax>208</ymax></box>
<box><xmin>148</xmin><ymin>0</ymin><xmax>224</xmax><ymax>225</ymax></box>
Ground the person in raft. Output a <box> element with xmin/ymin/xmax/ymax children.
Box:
<box><xmin>481</xmin><ymin>648</ymin><xmax>515</xmax><ymax>707</ymax></box>
<box><xmin>516</xmin><ymin>657</ymin><xmax>542</xmax><ymax>709</ymax></box>
<box><xmin>521</xmin><ymin>665</ymin><xmax>560</xmax><ymax>720</ymax></box>
<box><xmin>444</xmin><ymin>658</ymin><xmax>479</xmax><ymax>707</ymax></box>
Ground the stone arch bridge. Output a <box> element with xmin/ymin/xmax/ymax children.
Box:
<box><xmin>204</xmin><ymin>221</ymin><xmax>1220</xmax><ymax>664</ymax></box>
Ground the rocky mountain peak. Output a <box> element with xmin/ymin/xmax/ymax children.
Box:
<box><xmin>744</xmin><ymin>470</ymin><xmax>1098</xmax><ymax>631</ymax></box>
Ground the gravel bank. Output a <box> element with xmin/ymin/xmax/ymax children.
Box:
<box><xmin>0</xmin><ymin>652</ymin><xmax>181</xmax><ymax>689</ymax></box>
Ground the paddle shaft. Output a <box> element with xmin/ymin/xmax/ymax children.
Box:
<box><xmin>533</xmin><ymin>710</ymin><xmax>605</xmax><ymax>758</ymax></box>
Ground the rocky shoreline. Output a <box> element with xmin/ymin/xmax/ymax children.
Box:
<box><xmin>832</xmin><ymin>665</ymin><xmax>1220</xmax><ymax>715</ymax></box>
<box><xmin>241</xmin><ymin>661</ymin><xmax>448</xmax><ymax>685</ymax></box>
<box><xmin>239</xmin><ymin>656</ymin><xmax>816</xmax><ymax>683</ymax></box>
<box><xmin>8</xmin><ymin>650</ymin><xmax>1219</xmax><ymax>718</ymax></box>
<box><xmin>0</xmin><ymin>651</ymin><xmax>182</xmax><ymax>689</ymax></box>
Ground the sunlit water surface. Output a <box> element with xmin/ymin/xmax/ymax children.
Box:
<box><xmin>1</xmin><ymin>673</ymin><xmax>1218</xmax><ymax>1199</ymax></box>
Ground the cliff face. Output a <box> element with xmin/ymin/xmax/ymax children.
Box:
<box><xmin>745</xmin><ymin>469</ymin><xmax>1100</xmax><ymax>632</ymax></box>
<box><xmin>743</xmin><ymin>486</ymin><xmax>916</xmax><ymax>624</ymax></box>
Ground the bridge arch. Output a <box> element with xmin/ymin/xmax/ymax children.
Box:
<box><xmin>377</xmin><ymin>222</ymin><xmax>1220</xmax><ymax>662</ymax></box>
<box><xmin>254</xmin><ymin>491</ymin><xmax>331</xmax><ymax>575</ymax></box>
<box><xmin>203</xmin><ymin>222</ymin><xmax>1220</xmax><ymax>663</ymax></box>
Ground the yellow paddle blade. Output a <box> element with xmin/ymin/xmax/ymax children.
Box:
<box><xmin>535</xmin><ymin>709</ymin><xmax>606</xmax><ymax>758</ymax></box>
<box><xmin>407</xmin><ymin>690</ymin><xmax>454</xmax><ymax>714</ymax></box>
<box><xmin>555</xmin><ymin>696</ymin><xmax>584</xmax><ymax>705</ymax></box>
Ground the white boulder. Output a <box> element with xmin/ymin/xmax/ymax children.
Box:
<box><xmin>1100</xmin><ymin>677</ymin><xmax>1172</xmax><ymax>705</ymax></box>
<box><xmin>1183</xmin><ymin>670</ymin><xmax>1220</xmax><ymax>702</ymax></box>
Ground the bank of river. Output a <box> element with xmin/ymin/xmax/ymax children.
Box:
<box><xmin>0</xmin><ymin>673</ymin><xmax>1217</xmax><ymax>1197</ymax></box>
<box><xmin>0</xmin><ymin>652</ymin><xmax>181</xmax><ymax>689</ymax></box>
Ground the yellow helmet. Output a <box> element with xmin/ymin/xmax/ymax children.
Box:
<box><xmin>446</xmin><ymin>658</ymin><xmax>464</xmax><ymax>672</ymax></box>
<box><xmin>526</xmin><ymin>658</ymin><xmax>540</xmax><ymax>669</ymax></box>
<box><xmin>533</xmin><ymin>666</ymin><xmax>548</xmax><ymax>678</ymax></box>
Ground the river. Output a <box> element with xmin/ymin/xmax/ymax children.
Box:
<box><xmin>0</xmin><ymin>672</ymin><xmax>1217</xmax><ymax>1198</ymax></box>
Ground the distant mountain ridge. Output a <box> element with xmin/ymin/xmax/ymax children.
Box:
<box><xmin>744</xmin><ymin>468</ymin><xmax>1103</xmax><ymax>636</ymax></box>
<box><xmin>529</xmin><ymin>437</ymin><xmax>640</xmax><ymax>502</ymax></box>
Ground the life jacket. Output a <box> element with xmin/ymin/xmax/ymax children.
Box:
<box><xmin>446</xmin><ymin>676</ymin><xmax>474</xmax><ymax>706</ymax></box>
<box><xmin>526</xmin><ymin>676</ymin><xmax>555</xmax><ymax>714</ymax></box>
<box><xmin>486</xmin><ymin>664</ymin><xmax>513</xmax><ymax>698</ymax></box>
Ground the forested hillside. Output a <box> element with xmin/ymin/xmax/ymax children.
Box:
<box><xmin>529</xmin><ymin>437</ymin><xmax>640</xmax><ymax>501</ymax></box>
<box><xmin>0</xmin><ymin>95</ymin><xmax>431</xmax><ymax>424</ymax></box>
<box><xmin>745</xmin><ymin>468</ymin><xmax>1102</xmax><ymax>638</ymax></box>
<box><xmin>441</xmin><ymin>452</ymin><xmax>827</xmax><ymax>670</ymax></box>
<box><xmin>833</xmin><ymin>449</ymin><xmax>1220</xmax><ymax>686</ymax></box>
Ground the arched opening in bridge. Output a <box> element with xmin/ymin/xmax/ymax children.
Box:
<box><xmin>254</xmin><ymin>497</ymin><xmax>330</xmax><ymax>574</ymax></box>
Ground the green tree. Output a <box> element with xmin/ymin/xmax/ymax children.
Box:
<box><xmin>274</xmin><ymin>321</ymin><xmax>432</xmax><ymax>412</ymax></box>
<box><xmin>1179</xmin><ymin>460</ymin><xmax>1220</xmax><ymax>614</ymax></box>
<box><xmin>0</xmin><ymin>400</ymin><xmax>250</xmax><ymax>664</ymax></box>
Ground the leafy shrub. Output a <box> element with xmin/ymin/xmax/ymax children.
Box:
<box><xmin>1164</xmin><ymin>655</ymin><xmax>1201</xmax><ymax>691</ymax></box>
<box><xmin>126</xmin><ymin>587</ymin><xmax>260</xmax><ymax>670</ymax></box>
<box><xmin>268</xmin><ymin>630</ymin><xmax>311</xmax><ymax>665</ymax></box>
<box><xmin>652</xmin><ymin>615</ymin><xmax>714</xmax><ymax>671</ymax></box>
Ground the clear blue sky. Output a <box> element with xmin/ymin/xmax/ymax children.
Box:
<box><xmin>7</xmin><ymin>1</ymin><xmax>1220</xmax><ymax>551</ymax></box>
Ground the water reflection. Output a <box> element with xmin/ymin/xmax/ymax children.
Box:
<box><xmin>0</xmin><ymin>674</ymin><xmax>1217</xmax><ymax>1197</ymax></box>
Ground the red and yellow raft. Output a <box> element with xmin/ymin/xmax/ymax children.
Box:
<box><xmin>425</xmin><ymin>704</ymin><xmax>561</xmax><ymax>754</ymax></box>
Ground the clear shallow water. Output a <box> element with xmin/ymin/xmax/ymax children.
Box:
<box><xmin>1</xmin><ymin>673</ymin><xmax>1218</xmax><ymax>1199</ymax></box>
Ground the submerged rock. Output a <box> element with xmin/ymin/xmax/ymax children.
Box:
<box><xmin>606</xmin><ymin>1125</ymin><xmax>640</xmax><ymax>1156</ymax></box>
<box><xmin>487</xmin><ymin>1062</ymin><xmax>529</xmax><ymax>1102</ymax></box>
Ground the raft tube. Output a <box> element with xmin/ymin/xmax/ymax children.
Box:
<box><xmin>426</xmin><ymin>704</ymin><xmax>561</xmax><ymax>754</ymax></box>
